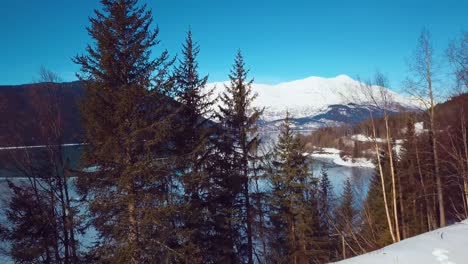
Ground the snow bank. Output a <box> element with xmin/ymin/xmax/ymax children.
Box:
<box><xmin>310</xmin><ymin>148</ymin><xmax>375</xmax><ymax>168</ymax></box>
<box><xmin>415</xmin><ymin>121</ymin><xmax>426</xmax><ymax>135</ymax></box>
<box><xmin>351</xmin><ymin>134</ymin><xmax>385</xmax><ymax>143</ymax></box>
<box><xmin>337</xmin><ymin>219</ymin><xmax>468</xmax><ymax>264</ymax></box>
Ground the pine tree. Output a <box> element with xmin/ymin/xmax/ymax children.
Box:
<box><xmin>74</xmin><ymin>0</ymin><xmax>176</xmax><ymax>262</ymax></box>
<box><xmin>4</xmin><ymin>181</ymin><xmax>59</xmax><ymax>263</ymax></box>
<box><xmin>318</xmin><ymin>166</ymin><xmax>336</xmax><ymax>261</ymax></box>
<box><xmin>203</xmin><ymin>137</ymin><xmax>242</xmax><ymax>263</ymax></box>
<box><xmin>360</xmin><ymin>152</ymin><xmax>394</xmax><ymax>250</ymax></box>
<box><xmin>335</xmin><ymin>178</ymin><xmax>357</xmax><ymax>259</ymax></box>
<box><xmin>268</xmin><ymin>113</ymin><xmax>323</xmax><ymax>263</ymax></box>
<box><xmin>217</xmin><ymin>51</ymin><xmax>262</xmax><ymax>264</ymax></box>
<box><xmin>172</xmin><ymin>30</ymin><xmax>216</xmax><ymax>261</ymax></box>
<box><xmin>398</xmin><ymin>116</ymin><xmax>435</xmax><ymax>236</ymax></box>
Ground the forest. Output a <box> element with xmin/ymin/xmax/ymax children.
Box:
<box><xmin>0</xmin><ymin>0</ymin><xmax>467</xmax><ymax>263</ymax></box>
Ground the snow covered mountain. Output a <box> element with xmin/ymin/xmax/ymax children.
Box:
<box><xmin>207</xmin><ymin>75</ymin><xmax>417</xmax><ymax>131</ymax></box>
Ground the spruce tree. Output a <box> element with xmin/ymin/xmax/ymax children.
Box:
<box><xmin>217</xmin><ymin>51</ymin><xmax>262</xmax><ymax>264</ymax></box>
<box><xmin>74</xmin><ymin>0</ymin><xmax>176</xmax><ymax>262</ymax></box>
<box><xmin>172</xmin><ymin>30</ymin><xmax>216</xmax><ymax>261</ymax></box>
<box><xmin>397</xmin><ymin>117</ymin><xmax>433</xmax><ymax>236</ymax></box>
<box><xmin>318</xmin><ymin>166</ymin><xmax>336</xmax><ymax>261</ymax></box>
<box><xmin>268</xmin><ymin>113</ymin><xmax>322</xmax><ymax>263</ymax></box>
<box><xmin>360</xmin><ymin>152</ymin><xmax>393</xmax><ymax>249</ymax></box>
<box><xmin>4</xmin><ymin>182</ymin><xmax>59</xmax><ymax>263</ymax></box>
<box><xmin>335</xmin><ymin>178</ymin><xmax>357</xmax><ymax>259</ymax></box>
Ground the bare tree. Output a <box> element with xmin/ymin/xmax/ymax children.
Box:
<box><xmin>406</xmin><ymin>30</ymin><xmax>446</xmax><ymax>227</ymax></box>
<box><xmin>2</xmin><ymin>67</ymin><xmax>80</xmax><ymax>263</ymax></box>
<box><xmin>342</xmin><ymin>74</ymin><xmax>398</xmax><ymax>243</ymax></box>
<box><xmin>446</xmin><ymin>31</ymin><xmax>468</xmax><ymax>95</ymax></box>
<box><xmin>372</xmin><ymin>72</ymin><xmax>401</xmax><ymax>241</ymax></box>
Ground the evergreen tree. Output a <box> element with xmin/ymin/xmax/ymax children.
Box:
<box><xmin>4</xmin><ymin>182</ymin><xmax>59</xmax><ymax>263</ymax></box>
<box><xmin>203</xmin><ymin>137</ymin><xmax>242</xmax><ymax>263</ymax></box>
<box><xmin>74</xmin><ymin>0</ymin><xmax>177</xmax><ymax>262</ymax></box>
<box><xmin>172</xmin><ymin>30</ymin><xmax>216</xmax><ymax>261</ymax></box>
<box><xmin>318</xmin><ymin>166</ymin><xmax>336</xmax><ymax>261</ymax></box>
<box><xmin>217</xmin><ymin>51</ymin><xmax>262</xmax><ymax>264</ymax></box>
<box><xmin>335</xmin><ymin>178</ymin><xmax>357</xmax><ymax>259</ymax></box>
<box><xmin>360</xmin><ymin>152</ymin><xmax>393</xmax><ymax>249</ymax></box>
<box><xmin>397</xmin><ymin>116</ymin><xmax>434</xmax><ymax>236</ymax></box>
<box><xmin>268</xmin><ymin>113</ymin><xmax>323</xmax><ymax>263</ymax></box>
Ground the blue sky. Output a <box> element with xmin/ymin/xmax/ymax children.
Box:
<box><xmin>1</xmin><ymin>0</ymin><xmax>466</xmax><ymax>91</ymax></box>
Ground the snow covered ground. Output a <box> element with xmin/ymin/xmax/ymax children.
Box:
<box><xmin>336</xmin><ymin>219</ymin><xmax>468</xmax><ymax>264</ymax></box>
<box><xmin>309</xmin><ymin>148</ymin><xmax>375</xmax><ymax>168</ymax></box>
<box><xmin>351</xmin><ymin>134</ymin><xmax>385</xmax><ymax>143</ymax></box>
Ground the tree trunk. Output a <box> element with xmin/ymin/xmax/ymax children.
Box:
<box><xmin>128</xmin><ymin>181</ymin><xmax>139</xmax><ymax>264</ymax></box>
<box><xmin>63</xmin><ymin>167</ymin><xmax>78</xmax><ymax>262</ymax></box>
<box><xmin>415</xmin><ymin>142</ymin><xmax>435</xmax><ymax>231</ymax></box>
<box><xmin>341</xmin><ymin>235</ymin><xmax>346</xmax><ymax>260</ymax></box>
<box><xmin>254</xmin><ymin>165</ymin><xmax>268</xmax><ymax>264</ymax></box>
<box><xmin>291</xmin><ymin>215</ymin><xmax>297</xmax><ymax>264</ymax></box>
<box><xmin>370</xmin><ymin>114</ymin><xmax>396</xmax><ymax>242</ymax></box>
<box><xmin>398</xmin><ymin>171</ymin><xmax>406</xmax><ymax>239</ymax></box>
<box><xmin>244</xmin><ymin>177</ymin><xmax>254</xmax><ymax>264</ymax></box>
<box><xmin>241</xmin><ymin>127</ymin><xmax>254</xmax><ymax>264</ymax></box>
<box><xmin>384</xmin><ymin>115</ymin><xmax>400</xmax><ymax>241</ymax></box>
<box><xmin>427</xmin><ymin>61</ymin><xmax>445</xmax><ymax>227</ymax></box>
<box><xmin>461</xmin><ymin>109</ymin><xmax>468</xmax><ymax>216</ymax></box>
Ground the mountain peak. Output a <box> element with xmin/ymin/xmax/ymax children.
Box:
<box><xmin>206</xmin><ymin>75</ymin><xmax>416</xmax><ymax>122</ymax></box>
<box><xmin>334</xmin><ymin>74</ymin><xmax>353</xmax><ymax>81</ymax></box>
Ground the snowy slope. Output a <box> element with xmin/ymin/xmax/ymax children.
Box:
<box><xmin>309</xmin><ymin>147</ymin><xmax>375</xmax><ymax>168</ymax></box>
<box><xmin>206</xmin><ymin>75</ymin><xmax>416</xmax><ymax>122</ymax></box>
<box><xmin>336</xmin><ymin>219</ymin><xmax>468</xmax><ymax>264</ymax></box>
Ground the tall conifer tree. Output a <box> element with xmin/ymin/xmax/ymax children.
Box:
<box><xmin>319</xmin><ymin>167</ymin><xmax>336</xmax><ymax>261</ymax></box>
<box><xmin>335</xmin><ymin>178</ymin><xmax>357</xmax><ymax>259</ymax></box>
<box><xmin>172</xmin><ymin>30</ymin><xmax>216</xmax><ymax>261</ymax></box>
<box><xmin>268</xmin><ymin>113</ymin><xmax>322</xmax><ymax>263</ymax></box>
<box><xmin>74</xmin><ymin>0</ymin><xmax>176</xmax><ymax>262</ymax></box>
<box><xmin>217</xmin><ymin>51</ymin><xmax>262</xmax><ymax>264</ymax></box>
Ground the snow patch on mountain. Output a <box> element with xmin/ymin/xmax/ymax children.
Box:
<box><xmin>206</xmin><ymin>75</ymin><xmax>417</xmax><ymax>122</ymax></box>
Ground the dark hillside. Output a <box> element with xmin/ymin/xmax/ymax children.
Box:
<box><xmin>0</xmin><ymin>81</ymin><xmax>84</xmax><ymax>146</ymax></box>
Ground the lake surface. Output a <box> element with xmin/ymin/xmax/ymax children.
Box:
<box><xmin>0</xmin><ymin>144</ymin><xmax>373</xmax><ymax>263</ymax></box>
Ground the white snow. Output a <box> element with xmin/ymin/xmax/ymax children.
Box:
<box><xmin>351</xmin><ymin>134</ymin><xmax>385</xmax><ymax>143</ymax></box>
<box><xmin>415</xmin><ymin>121</ymin><xmax>426</xmax><ymax>135</ymax></box>
<box><xmin>321</xmin><ymin>147</ymin><xmax>342</xmax><ymax>154</ymax></box>
<box><xmin>309</xmin><ymin>148</ymin><xmax>375</xmax><ymax>168</ymax></box>
<box><xmin>337</xmin><ymin>219</ymin><xmax>468</xmax><ymax>264</ymax></box>
<box><xmin>394</xmin><ymin>144</ymin><xmax>403</xmax><ymax>157</ymax></box>
<box><xmin>350</xmin><ymin>135</ymin><xmax>404</xmax><ymax>151</ymax></box>
<box><xmin>0</xmin><ymin>143</ymin><xmax>84</xmax><ymax>150</ymax></box>
<box><xmin>207</xmin><ymin>75</ymin><xmax>417</xmax><ymax>121</ymax></box>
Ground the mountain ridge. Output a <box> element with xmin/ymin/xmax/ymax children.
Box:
<box><xmin>207</xmin><ymin>75</ymin><xmax>417</xmax><ymax>131</ymax></box>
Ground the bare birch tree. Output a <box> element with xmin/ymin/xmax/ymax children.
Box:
<box><xmin>341</xmin><ymin>73</ymin><xmax>398</xmax><ymax>243</ymax></box>
<box><xmin>406</xmin><ymin>30</ymin><xmax>446</xmax><ymax>227</ymax></box>
<box><xmin>447</xmin><ymin>31</ymin><xmax>468</xmax><ymax>95</ymax></box>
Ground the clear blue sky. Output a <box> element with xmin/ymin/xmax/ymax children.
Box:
<box><xmin>1</xmin><ymin>0</ymin><xmax>466</xmax><ymax>90</ymax></box>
